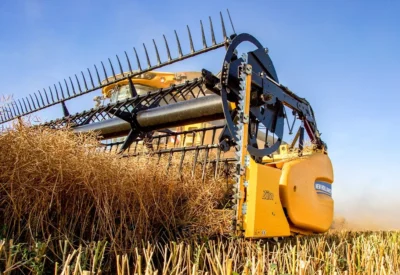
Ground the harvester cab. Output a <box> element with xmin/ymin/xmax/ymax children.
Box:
<box><xmin>0</xmin><ymin>10</ymin><xmax>334</xmax><ymax>238</ymax></box>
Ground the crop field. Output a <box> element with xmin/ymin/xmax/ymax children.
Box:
<box><xmin>0</xmin><ymin>125</ymin><xmax>399</xmax><ymax>274</ymax></box>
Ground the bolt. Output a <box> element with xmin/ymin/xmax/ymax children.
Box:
<box><xmin>260</xmin><ymin>94</ymin><xmax>273</xmax><ymax>102</ymax></box>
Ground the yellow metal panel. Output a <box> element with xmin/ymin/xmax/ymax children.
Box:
<box><xmin>244</xmin><ymin>158</ymin><xmax>291</xmax><ymax>238</ymax></box>
<box><xmin>279</xmin><ymin>153</ymin><xmax>334</xmax><ymax>233</ymax></box>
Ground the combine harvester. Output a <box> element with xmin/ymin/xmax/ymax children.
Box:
<box><xmin>0</xmin><ymin>10</ymin><xmax>334</xmax><ymax>238</ymax></box>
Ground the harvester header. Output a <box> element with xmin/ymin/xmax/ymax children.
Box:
<box><xmin>0</xmin><ymin>10</ymin><xmax>334</xmax><ymax>238</ymax></box>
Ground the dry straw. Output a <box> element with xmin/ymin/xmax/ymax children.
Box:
<box><xmin>0</xmin><ymin>122</ymin><xmax>233</xmax><ymax>252</ymax></box>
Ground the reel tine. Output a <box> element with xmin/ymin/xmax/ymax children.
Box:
<box><xmin>9</xmin><ymin>105</ymin><xmax>15</xmax><ymax>119</ymax></box>
<box><xmin>27</xmin><ymin>97</ymin><xmax>33</xmax><ymax>111</ymax></box>
<box><xmin>163</xmin><ymin>35</ymin><xmax>172</xmax><ymax>61</ymax></box>
<box><xmin>227</xmin><ymin>9</ymin><xmax>236</xmax><ymax>34</ymax></box>
<box><xmin>48</xmin><ymin>86</ymin><xmax>55</xmax><ymax>102</ymax></box>
<box><xmin>94</xmin><ymin>65</ymin><xmax>102</xmax><ymax>86</ymax></box>
<box><xmin>133</xmin><ymin>47</ymin><xmax>142</xmax><ymax>71</ymax></box>
<box><xmin>1</xmin><ymin>111</ymin><xmax>6</xmax><ymax>121</ymax></box>
<box><xmin>174</xmin><ymin>30</ymin><xmax>183</xmax><ymax>58</ymax></box>
<box><xmin>209</xmin><ymin>16</ymin><xmax>216</xmax><ymax>46</ymax></box>
<box><xmin>220</xmin><ymin>11</ymin><xmax>227</xmax><ymax>41</ymax></box>
<box><xmin>3</xmin><ymin>105</ymin><xmax>10</xmax><ymax>119</ymax></box>
<box><xmin>69</xmin><ymin>77</ymin><xmax>77</xmax><ymax>95</ymax></box>
<box><xmin>74</xmin><ymin>74</ymin><xmax>82</xmax><ymax>93</ymax></box>
<box><xmin>143</xmin><ymin>43</ymin><xmax>151</xmax><ymax>68</ymax></box>
<box><xmin>81</xmin><ymin>71</ymin><xmax>89</xmax><ymax>91</ymax></box>
<box><xmin>18</xmin><ymin>99</ymin><xmax>25</xmax><ymax>114</ymax></box>
<box><xmin>22</xmin><ymin>97</ymin><xmax>30</xmax><ymax>112</ymax></box>
<box><xmin>192</xmin><ymin>146</ymin><xmax>199</xmax><ymax>178</ymax></box>
<box><xmin>64</xmin><ymin>79</ymin><xmax>71</xmax><ymax>97</ymax></box>
<box><xmin>101</xmin><ymin>61</ymin><xmax>109</xmax><ymax>83</ymax></box>
<box><xmin>11</xmin><ymin>103</ymin><xmax>18</xmax><ymax>117</ymax></box>
<box><xmin>87</xmin><ymin>68</ymin><xmax>95</xmax><ymax>89</ymax></box>
<box><xmin>202</xmin><ymin>147</ymin><xmax>210</xmax><ymax>181</ymax></box>
<box><xmin>54</xmin><ymin>84</ymin><xmax>62</xmax><ymax>100</ymax></box>
<box><xmin>58</xmin><ymin>82</ymin><xmax>66</xmax><ymax>99</ymax></box>
<box><xmin>124</xmin><ymin>51</ymin><xmax>133</xmax><ymax>73</ymax></box>
<box><xmin>43</xmin><ymin>88</ymin><xmax>50</xmax><ymax>105</ymax></box>
<box><xmin>200</xmin><ymin>20</ymin><xmax>207</xmax><ymax>49</ymax></box>
<box><xmin>153</xmin><ymin>39</ymin><xmax>161</xmax><ymax>65</ymax></box>
<box><xmin>116</xmin><ymin>55</ymin><xmax>124</xmax><ymax>77</ymax></box>
<box><xmin>38</xmin><ymin>90</ymin><xmax>45</xmax><ymax>106</ymax></box>
<box><xmin>179</xmin><ymin>149</ymin><xmax>186</xmax><ymax>177</ymax></box>
<box><xmin>49</xmin><ymin>85</ymin><xmax>59</xmax><ymax>101</ymax></box>
<box><xmin>34</xmin><ymin>93</ymin><xmax>40</xmax><ymax>108</ymax></box>
<box><xmin>29</xmin><ymin>94</ymin><xmax>36</xmax><ymax>109</ymax></box>
<box><xmin>108</xmin><ymin>58</ymin><xmax>117</xmax><ymax>81</ymax></box>
<box><xmin>187</xmin><ymin>25</ymin><xmax>195</xmax><ymax>53</ymax></box>
<box><xmin>3</xmin><ymin>106</ymin><xmax>10</xmax><ymax>120</ymax></box>
<box><xmin>14</xmin><ymin>100</ymin><xmax>21</xmax><ymax>115</ymax></box>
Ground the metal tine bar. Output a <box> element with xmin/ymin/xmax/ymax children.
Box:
<box><xmin>51</xmin><ymin>85</ymin><xmax>59</xmax><ymax>102</ymax></box>
<box><xmin>3</xmin><ymin>106</ymin><xmax>10</xmax><ymax>120</ymax></box>
<box><xmin>54</xmin><ymin>84</ymin><xmax>62</xmax><ymax>101</ymax></box>
<box><xmin>153</xmin><ymin>39</ymin><xmax>161</xmax><ymax>65</ymax></box>
<box><xmin>192</xmin><ymin>146</ymin><xmax>199</xmax><ymax>177</ymax></box>
<box><xmin>34</xmin><ymin>93</ymin><xmax>40</xmax><ymax>108</ymax></box>
<box><xmin>202</xmin><ymin>147</ymin><xmax>210</xmax><ymax>181</ymax></box>
<box><xmin>100</xmin><ymin>62</ymin><xmax>109</xmax><ymax>84</ymax></box>
<box><xmin>116</xmin><ymin>55</ymin><xmax>124</xmax><ymax>77</ymax></box>
<box><xmin>87</xmin><ymin>69</ymin><xmax>95</xmax><ymax>89</ymax></box>
<box><xmin>29</xmin><ymin>94</ymin><xmax>37</xmax><ymax>109</ymax></box>
<box><xmin>143</xmin><ymin>43</ymin><xmax>151</xmax><ymax>69</ymax></box>
<box><xmin>133</xmin><ymin>47</ymin><xmax>142</xmax><ymax>71</ymax></box>
<box><xmin>8</xmin><ymin>105</ymin><xmax>14</xmax><ymax>119</ymax></box>
<box><xmin>4</xmin><ymin>105</ymin><xmax>12</xmax><ymax>119</ymax></box>
<box><xmin>227</xmin><ymin>9</ymin><xmax>236</xmax><ymax>34</ymax></box>
<box><xmin>75</xmin><ymin>74</ymin><xmax>83</xmax><ymax>93</ymax></box>
<box><xmin>63</xmin><ymin>79</ymin><xmax>71</xmax><ymax>98</ymax></box>
<box><xmin>94</xmin><ymin>65</ymin><xmax>102</xmax><ymax>86</ymax></box>
<box><xmin>175</xmin><ymin>30</ymin><xmax>183</xmax><ymax>58</ymax></box>
<box><xmin>10</xmin><ymin>105</ymin><xmax>16</xmax><ymax>119</ymax></box>
<box><xmin>178</xmin><ymin>149</ymin><xmax>186</xmax><ymax>176</ymax></box>
<box><xmin>200</xmin><ymin>20</ymin><xmax>207</xmax><ymax>49</ymax></box>
<box><xmin>209</xmin><ymin>16</ymin><xmax>216</xmax><ymax>46</ymax></box>
<box><xmin>1</xmin><ymin>111</ymin><xmax>8</xmax><ymax>121</ymax></box>
<box><xmin>81</xmin><ymin>71</ymin><xmax>89</xmax><ymax>91</ymax></box>
<box><xmin>220</xmin><ymin>11</ymin><xmax>227</xmax><ymax>41</ymax></box>
<box><xmin>58</xmin><ymin>82</ymin><xmax>66</xmax><ymax>99</ymax></box>
<box><xmin>43</xmin><ymin>89</ymin><xmax>50</xmax><ymax>105</ymax></box>
<box><xmin>38</xmin><ymin>90</ymin><xmax>45</xmax><ymax>106</ymax></box>
<box><xmin>69</xmin><ymin>77</ymin><xmax>77</xmax><ymax>95</ymax></box>
<box><xmin>48</xmin><ymin>87</ymin><xmax>55</xmax><ymax>103</ymax></box>
<box><xmin>166</xmin><ymin>149</ymin><xmax>173</xmax><ymax>173</ymax></box>
<box><xmin>23</xmin><ymin>97</ymin><xmax>32</xmax><ymax>112</ymax></box>
<box><xmin>163</xmin><ymin>35</ymin><xmax>172</xmax><ymax>62</ymax></box>
<box><xmin>108</xmin><ymin>58</ymin><xmax>117</xmax><ymax>81</ymax></box>
<box><xmin>11</xmin><ymin>103</ymin><xmax>17</xmax><ymax>117</ymax></box>
<box><xmin>14</xmin><ymin>100</ymin><xmax>21</xmax><ymax>115</ymax></box>
<box><xmin>22</xmin><ymin>98</ymin><xmax>29</xmax><ymax>112</ymax></box>
<box><xmin>187</xmin><ymin>25</ymin><xmax>195</xmax><ymax>53</ymax></box>
<box><xmin>214</xmin><ymin>147</ymin><xmax>221</xmax><ymax>179</ymax></box>
<box><xmin>18</xmin><ymin>99</ymin><xmax>25</xmax><ymax>114</ymax></box>
<box><xmin>124</xmin><ymin>51</ymin><xmax>133</xmax><ymax>73</ymax></box>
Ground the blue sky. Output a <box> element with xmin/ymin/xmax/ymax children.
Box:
<box><xmin>1</xmin><ymin>0</ymin><xmax>399</xmax><ymax>227</ymax></box>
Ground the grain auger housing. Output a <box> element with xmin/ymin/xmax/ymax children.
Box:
<box><xmin>0</xmin><ymin>10</ymin><xmax>334</xmax><ymax>238</ymax></box>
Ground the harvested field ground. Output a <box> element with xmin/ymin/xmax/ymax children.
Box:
<box><xmin>1</xmin><ymin>124</ymin><xmax>399</xmax><ymax>274</ymax></box>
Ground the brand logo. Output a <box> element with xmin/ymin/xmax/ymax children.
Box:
<box><xmin>262</xmin><ymin>190</ymin><xmax>274</xmax><ymax>200</ymax></box>
<box><xmin>315</xmin><ymin>182</ymin><xmax>332</xmax><ymax>197</ymax></box>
